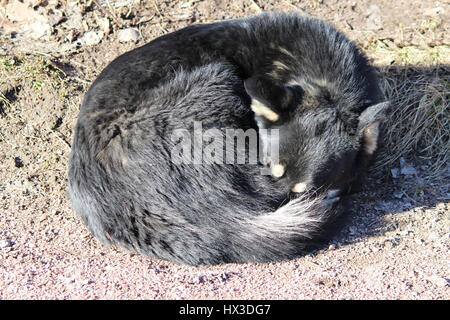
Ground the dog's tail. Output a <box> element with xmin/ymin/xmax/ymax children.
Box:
<box><xmin>222</xmin><ymin>193</ymin><xmax>341</xmax><ymax>264</ymax></box>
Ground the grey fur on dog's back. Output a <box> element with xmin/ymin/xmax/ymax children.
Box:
<box><xmin>69</xmin><ymin>63</ymin><xmax>327</xmax><ymax>265</ymax></box>
<box><xmin>68</xmin><ymin>13</ymin><xmax>388</xmax><ymax>265</ymax></box>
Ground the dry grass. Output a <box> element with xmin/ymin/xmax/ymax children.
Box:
<box><xmin>373</xmin><ymin>64</ymin><xmax>449</xmax><ymax>184</ymax></box>
<box><xmin>366</xmin><ymin>44</ymin><xmax>449</xmax><ymax>185</ymax></box>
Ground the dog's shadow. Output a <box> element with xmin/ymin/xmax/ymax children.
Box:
<box><xmin>305</xmin><ymin>174</ymin><xmax>446</xmax><ymax>256</ymax></box>
<box><xmin>306</xmin><ymin>64</ymin><xmax>449</xmax><ymax>254</ymax></box>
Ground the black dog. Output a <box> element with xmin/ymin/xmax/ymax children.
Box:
<box><xmin>68</xmin><ymin>13</ymin><xmax>389</xmax><ymax>265</ymax></box>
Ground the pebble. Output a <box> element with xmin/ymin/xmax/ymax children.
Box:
<box><xmin>400</xmin><ymin>157</ymin><xmax>418</xmax><ymax>176</ymax></box>
<box><xmin>423</xmin><ymin>6</ymin><xmax>443</xmax><ymax>16</ymax></box>
<box><xmin>366</xmin><ymin>4</ymin><xmax>382</xmax><ymax>30</ymax></box>
<box><xmin>425</xmin><ymin>276</ymin><xmax>449</xmax><ymax>287</ymax></box>
<box><xmin>383</xmin><ymin>239</ymin><xmax>398</xmax><ymax>249</ymax></box>
<box><xmin>64</xmin><ymin>4</ymin><xmax>83</xmax><ymax>30</ymax></box>
<box><xmin>97</xmin><ymin>17</ymin><xmax>110</xmax><ymax>35</ymax></box>
<box><xmin>400</xmin><ymin>229</ymin><xmax>414</xmax><ymax>236</ymax></box>
<box><xmin>390</xmin><ymin>168</ymin><xmax>400</xmax><ymax>179</ymax></box>
<box><xmin>427</xmin><ymin>232</ymin><xmax>440</xmax><ymax>241</ymax></box>
<box><xmin>82</xmin><ymin>31</ymin><xmax>104</xmax><ymax>46</ymax></box>
<box><xmin>0</xmin><ymin>240</ymin><xmax>15</xmax><ymax>248</ymax></box>
<box><xmin>394</xmin><ymin>191</ymin><xmax>404</xmax><ymax>199</ymax></box>
<box><xmin>24</xmin><ymin>21</ymin><xmax>52</xmax><ymax>40</ymax></box>
<box><xmin>118</xmin><ymin>28</ymin><xmax>141</xmax><ymax>42</ymax></box>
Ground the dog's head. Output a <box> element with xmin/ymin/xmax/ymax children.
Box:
<box><xmin>245</xmin><ymin>75</ymin><xmax>390</xmax><ymax>195</ymax></box>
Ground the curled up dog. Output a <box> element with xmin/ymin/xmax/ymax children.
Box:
<box><xmin>68</xmin><ymin>13</ymin><xmax>390</xmax><ymax>265</ymax></box>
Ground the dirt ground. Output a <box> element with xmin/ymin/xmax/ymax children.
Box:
<box><xmin>0</xmin><ymin>0</ymin><xmax>449</xmax><ymax>300</ymax></box>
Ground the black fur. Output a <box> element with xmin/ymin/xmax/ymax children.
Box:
<box><xmin>68</xmin><ymin>13</ymin><xmax>389</xmax><ymax>265</ymax></box>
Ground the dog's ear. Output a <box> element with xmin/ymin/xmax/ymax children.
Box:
<box><xmin>357</xmin><ymin>101</ymin><xmax>390</xmax><ymax>155</ymax></box>
<box><xmin>244</xmin><ymin>76</ymin><xmax>299</xmax><ymax>123</ymax></box>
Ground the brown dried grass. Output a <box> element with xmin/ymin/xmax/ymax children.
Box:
<box><xmin>373</xmin><ymin>65</ymin><xmax>449</xmax><ymax>184</ymax></box>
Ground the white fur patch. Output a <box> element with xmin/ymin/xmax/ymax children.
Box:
<box><xmin>287</xmin><ymin>78</ymin><xmax>332</xmax><ymax>97</ymax></box>
<box><xmin>273</xmin><ymin>60</ymin><xmax>290</xmax><ymax>71</ymax></box>
<box><xmin>251</xmin><ymin>99</ymin><xmax>279</xmax><ymax>122</ymax></box>
<box><xmin>271</xmin><ymin>164</ymin><xmax>285</xmax><ymax>178</ymax></box>
<box><xmin>291</xmin><ymin>182</ymin><xmax>307</xmax><ymax>193</ymax></box>
<box><xmin>278</xmin><ymin>46</ymin><xmax>295</xmax><ymax>59</ymax></box>
<box><xmin>242</xmin><ymin>194</ymin><xmax>327</xmax><ymax>237</ymax></box>
<box><xmin>363</xmin><ymin>122</ymin><xmax>380</xmax><ymax>155</ymax></box>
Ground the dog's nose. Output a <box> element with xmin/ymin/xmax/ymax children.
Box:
<box><xmin>291</xmin><ymin>182</ymin><xmax>307</xmax><ymax>193</ymax></box>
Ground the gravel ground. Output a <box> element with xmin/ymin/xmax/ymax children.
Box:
<box><xmin>0</xmin><ymin>0</ymin><xmax>449</xmax><ymax>300</ymax></box>
<box><xmin>1</xmin><ymin>173</ymin><xmax>448</xmax><ymax>299</ymax></box>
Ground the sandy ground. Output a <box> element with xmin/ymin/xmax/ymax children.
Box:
<box><xmin>0</xmin><ymin>0</ymin><xmax>449</xmax><ymax>300</ymax></box>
